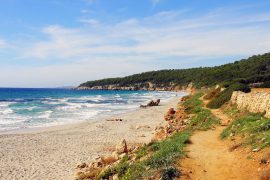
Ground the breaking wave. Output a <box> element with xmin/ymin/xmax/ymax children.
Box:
<box><xmin>0</xmin><ymin>88</ymin><xmax>185</xmax><ymax>132</ymax></box>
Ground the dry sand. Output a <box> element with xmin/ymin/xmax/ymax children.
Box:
<box><xmin>0</xmin><ymin>97</ymin><xmax>180</xmax><ymax>180</ymax></box>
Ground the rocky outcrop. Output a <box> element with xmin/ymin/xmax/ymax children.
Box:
<box><xmin>230</xmin><ymin>89</ymin><xmax>270</xmax><ymax>118</ymax></box>
<box><xmin>140</xmin><ymin>99</ymin><xmax>160</xmax><ymax>108</ymax></box>
<box><xmin>76</xmin><ymin>82</ymin><xmax>195</xmax><ymax>92</ymax></box>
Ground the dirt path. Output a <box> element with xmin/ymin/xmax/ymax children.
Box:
<box><xmin>180</xmin><ymin>107</ymin><xmax>259</xmax><ymax>180</ymax></box>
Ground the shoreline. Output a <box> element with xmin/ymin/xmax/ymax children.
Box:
<box><xmin>0</xmin><ymin>90</ymin><xmax>184</xmax><ymax>135</ymax></box>
<box><xmin>0</xmin><ymin>95</ymin><xmax>181</xmax><ymax>135</ymax></box>
<box><xmin>0</xmin><ymin>96</ymin><xmax>182</xmax><ymax>180</ymax></box>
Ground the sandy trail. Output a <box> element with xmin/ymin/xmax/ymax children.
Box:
<box><xmin>181</xmin><ymin>107</ymin><xmax>259</xmax><ymax>180</ymax></box>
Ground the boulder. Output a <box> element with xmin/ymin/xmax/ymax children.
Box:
<box><xmin>77</xmin><ymin>162</ymin><xmax>88</xmax><ymax>169</ymax></box>
<box><xmin>164</xmin><ymin>108</ymin><xmax>176</xmax><ymax>121</ymax></box>
<box><xmin>168</xmin><ymin>108</ymin><xmax>176</xmax><ymax>115</ymax></box>
<box><xmin>101</xmin><ymin>156</ymin><xmax>117</xmax><ymax>165</ymax></box>
<box><xmin>116</xmin><ymin>139</ymin><xmax>128</xmax><ymax>154</ymax></box>
<box><xmin>140</xmin><ymin>99</ymin><xmax>161</xmax><ymax>107</ymax></box>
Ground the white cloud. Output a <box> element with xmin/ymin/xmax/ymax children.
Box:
<box><xmin>79</xmin><ymin>18</ymin><xmax>99</xmax><ymax>26</ymax></box>
<box><xmin>21</xmin><ymin>9</ymin><xmax>270</xmax><ymax>60</ymax></box>
<box><xmin>0</xmin><ymin>39</ymin><xmax>7</xmax><ymax>48</ymax></box>
<box><xmin>6</xmin><ymin>7</ymin><xmax>270</xmax><ymax>87</ymax></box>
<box><xmin>0</xmin><ymin>56</ymin><xmax>153</xmax><ymax>87</ymax></box>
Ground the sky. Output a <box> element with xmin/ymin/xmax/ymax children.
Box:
<box><xmin>0</xmin><ymin>0</ymin><xmax>270</xmax><ymax>87</ymax></box>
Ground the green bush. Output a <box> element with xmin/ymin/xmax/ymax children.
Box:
<box><xmin>207</xmin><ymin>83</ymin><xmax>250</xmax><ymax>109</ymax></box>
<box><xmin>259</xmin><ymin>80</ymin><xmax>270</xmax><ymax>88</ymax></box>
<box><xmin>161</xmin><ymin>167</ymin><xmax>181</xmax><ymax>180</ymax></box>
<box><xmin>115</xmin><ymin>155</ymin><xmax>129</xmax><ymax>176</ymax></box>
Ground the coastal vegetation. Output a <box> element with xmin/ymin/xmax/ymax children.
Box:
<box><xmin>79</xmin><ymin>52</ymin><xmax>270</xmax><ymax>109</ymax></box>
<box><xmin>206</xmin><ymin>82</ymin><xmax>250</xmax><ymax>109</ymax></box>
<box><xmin>76</xmin><ymin>87</ymin><xmax>270</xmax><ymax>179</ymax></box>
<box><xmin>77</xmin><ymin>52</ymin><xmax>270</xmax><ymax>112</ymax></box>
<box><xmin>76</xmin><ymin>92</ymin><xmax>220</xmax><ymax>179</ymax></box>
<box><xmin>221</xmin><ymin>105</ymin><xmax>270</xmax><ymax>150</ymax></box>
<box><xmin>98</xmin><ymin>131</ymin><xmax>191</xmax><ymax>179</ymax></box>
<box><xmin>75</xmin><ymin>52</ymin><xmax>270</xmax><ymax>179</ymax></box>
<box><xmin>184</xmin><ymin>92</ymin><xmax>220</xmax><ymax>130</ymax></box>
<box><xmin>79</xmin><ymin>52</ymin><xmax>270</xmax><ymax>89</ymax></box>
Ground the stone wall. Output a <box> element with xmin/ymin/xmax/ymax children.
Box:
<box><xmin>230</xmin><ymin>89</ymin><xmax>270</xmax><ymax>118</ymax></box>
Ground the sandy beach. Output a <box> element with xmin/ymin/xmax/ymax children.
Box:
<box><xmin>0</xmin><ymin>96</ymin><xmax>180</xmax><ymax>180</ymax></box>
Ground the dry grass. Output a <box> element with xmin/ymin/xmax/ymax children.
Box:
<box><xmin>76</xmin><ymin>168</ymin><xmax>102</xmax><ymax>180</ymax></box>
<box><xmin>203</xmin><ymin>87</ymin><xmax>221</xmax><ymax>100</ymax></box>
<box><xmin>101</xmin><ymin>156</ymin><xmax>118</xmax><ymax>165</ymax></box>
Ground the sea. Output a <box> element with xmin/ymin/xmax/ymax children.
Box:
<box><xmin>0</xmin><ymin>88</ymin><xmax>185</xmax><ymax>132</ymax></box>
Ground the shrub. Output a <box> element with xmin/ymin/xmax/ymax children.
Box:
<box><xmin>207</xmin><ymin>83</ymin><xmax>250</xmax><ymax>109</ymax></box>
<box><xmin>203</xmin><ymin>87</ymin><xmax>221</xmax><ymax>100</ymax></box>
<box><xmin>96</xmin><ymin>167</ymin><xmax>115</xmax><ymax>180</ymax></box>
<box><xmin>259</xmin><ymin>81</ymin><xmax>270</xmax><ymax>88</ymax></box>
<box><xmin>115</xmin><ymin>155</ymin><xmax>129</xmax><ymax>176</ymax></box>
<box><xmin>161</xmin><ymin>167</ymin><xmax>181</xmax><ymax>180</ymax></box>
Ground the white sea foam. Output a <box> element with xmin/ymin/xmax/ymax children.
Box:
<box><xmin>0</xmin><ymin>90</ymin><xmax>186</xmax><ymax>131</ymax></box>
<box><xmin>37</xmin><ymin>110</ymin><xmax>53</xmax><ymax>119</ymax></box>
<box><xmin>0</xmin><ymin>116</ymin><xmax>28</xmax><ymax>125</ymax></box>
<box><xmin>0</xmin><ymin>108</ymin><xmax>14</xmax><ymax>115</ymax></box>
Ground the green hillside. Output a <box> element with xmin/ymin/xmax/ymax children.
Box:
<box><xmin>79</xmin><ymin>52</ymin><xmax>270</xmax><ymax>88</ymax></box>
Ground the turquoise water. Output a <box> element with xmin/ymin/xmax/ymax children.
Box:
<box><xmin>0</xmin><ymin>88</ymin><xmax>183</xmax><ymax>132</ymax></box>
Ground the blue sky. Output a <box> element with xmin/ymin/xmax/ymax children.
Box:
<box><xmin>0</xmin><ymin>0</ymin><xmax>270</xmax><ymax>87</ymax></box>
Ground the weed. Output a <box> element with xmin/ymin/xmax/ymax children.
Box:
<box><xmin>135</xmin><ymin>146</ymin><xmax>148</xmax><ymax>160</ymax></box>
<box><xmin>221</xmin><ymin>113</ymin><xmax>270</xmax><ymax>149</ymax></box>
<box><xmin>115</xmin><ymin>155</ymin><xmax>129</xmax><ymax>176</ymax></box>
<box><xmin>120</xmin><ymin>162</ymin><xmax>146</xmax><ymax>180</ymax></box>
<box><xmin>183</xmin><ymin>92</ymin><xmax>220</xmax><ymax>130</ymax></box>
<box><xmin>146</xmin><ymin>131</ymin><xmax>191</xmax><ymax>169</ymax></box>
<box><xmin>224</xmin><ymin>105</ymin><xmax>240</xmax><ymax>117</ymax></box>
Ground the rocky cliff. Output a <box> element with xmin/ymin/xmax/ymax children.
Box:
<box><xmin>230</xmin><ymin>89</ymin><xmax>270</xmax><ymax>118</ymax></box>
<box><xmin>77</xmin><ymin>82</ymin><xmax>195</xmax><ymax>92</ymax></box>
